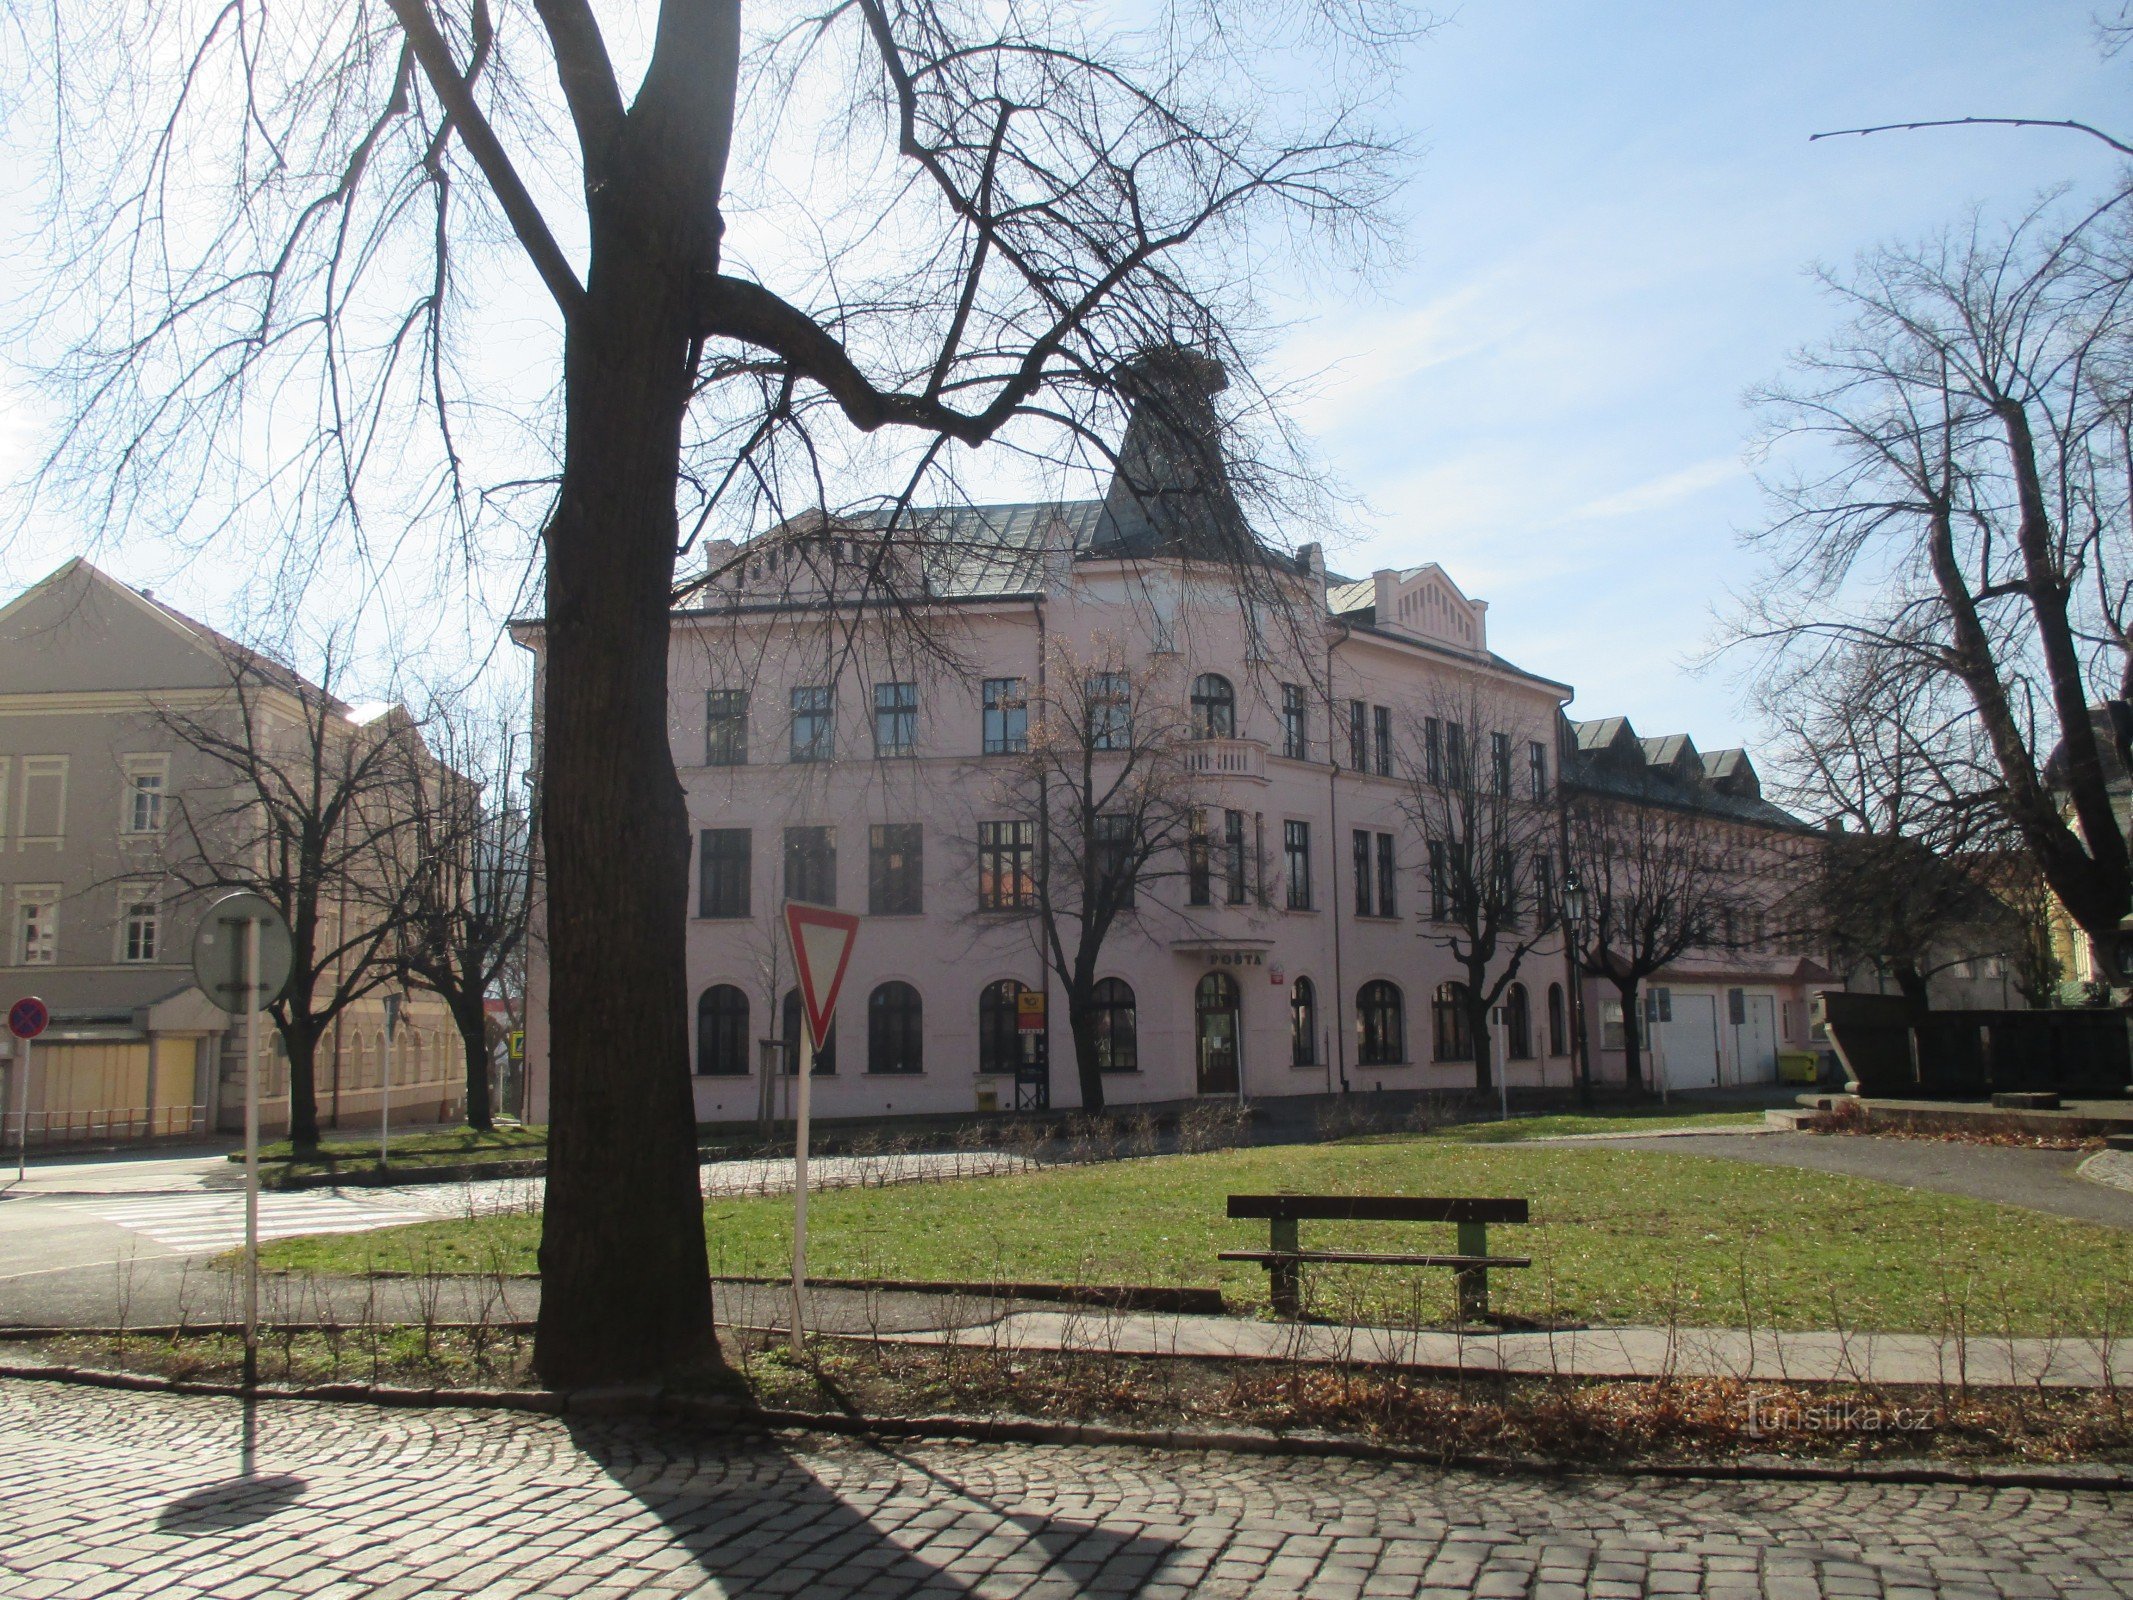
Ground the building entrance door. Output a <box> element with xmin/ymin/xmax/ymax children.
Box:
<box><xmin>1659</xmin><ymin>992</ymin><xmax>1721</xmax><ymax>1091</ymax></box>
<box><xmin>1195</xmin><ymin>972</ymin><xmax>1241</xmax><ymax>1096</ymax></box>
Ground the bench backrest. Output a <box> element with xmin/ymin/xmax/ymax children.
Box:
<box><xmin>1227</xmin><ymin>1194</ymin><xmax>1529</xmax><ymax>1224</ymax></box>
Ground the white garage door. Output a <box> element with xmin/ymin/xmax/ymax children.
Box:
<box><xmin>1657</xmin><ymin>992</ymin><xmax>1721</xmax><ymax>1091</ymax></box>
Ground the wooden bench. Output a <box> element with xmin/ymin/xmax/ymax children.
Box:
<box><xmin>1220</xmin><ymin>1194</ymin><xmax>1531</xmax><ymax>1321</ymax></box>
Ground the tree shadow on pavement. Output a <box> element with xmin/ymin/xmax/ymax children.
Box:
<box><xmin>564</xmin><ymin>1414</ymin><xmax>1179</xmax><ymax>1597</ymax></box>
<box><xmin>155</xmin><ymin>1473</ymin><xmax>307</xmax><ymax>1534</ymax></box>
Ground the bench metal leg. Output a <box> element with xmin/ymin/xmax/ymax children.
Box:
<box><xmin>1269</xmin><ymin>1216</ymin><xmax>1300</xmax><ymax>1317</ymax></box>
<box><xmin>1455</xmin><ymin>1220</ymin><xmax>1488</xmax><ymax>1323</ymax></box>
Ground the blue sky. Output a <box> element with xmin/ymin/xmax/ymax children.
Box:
<box><xmin>2</xmin><ymin>2</ymin><xmax>2127</xmax><ymax>750</ymax></box>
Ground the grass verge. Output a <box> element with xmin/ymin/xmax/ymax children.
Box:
<box><xmin>246</xmin><ymin>1125</ymin><xmax>547</xmax><ymax>1169</ymax></box>
<box><xmin>256</xmin><ymin>1135</ymin><xmax>2133</xmax><ymax>1336</ymax></box>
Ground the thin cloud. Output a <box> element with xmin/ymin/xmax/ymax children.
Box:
<box><xmin>1572</xmin><ymin>456</ymin><xmax>1744</xmax><ymax>521</ymax></box>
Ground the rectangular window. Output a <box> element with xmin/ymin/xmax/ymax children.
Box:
<box><xmin>1352</xmin><ymin>829</ymin><xmax>1372</xmax><ymax>916</ymax></box>
<box><xmin>1223</xmin><ymin>810</ymin><xmax>1248</xmax><ymax>905</ymax></box>
<box><xmin>1348</xmin><ymin>700</ymin><xmax>1368</xmax><ymax>771</ymax></box>
<box><xmin>1528</xmin><ymin>740</ymin><xmax>1548</xmax><ymax>800</ymax></box>
<box><xmin>1495</xmin><ymin>847</ymin><xmax>1517</xmax><ymax>917</ymax></box>
<box><xmin>1534</xmin><ymin>853</ymin><xmax>1556</xmax><ymax>923</ymax></box>
<box><xmin>873</xmin><ymin>681</ymin><xmax>917</xmax><ymax>758</ymax></box>
<box><xmin>122</xmin><ymin>755</ymin><xmax>169</xmax><ymax>835</ymax></box>
<box><xmin>1187</xmin><ymin>814</ymin><xmax>1211</xmax><ymax>906</ymax></box>
<box><xmin>119</xmin><ymin>889</ymin><xmax>159</xmax><ymax>963</ymax></box>
<box><xmin>19</xmin><ymin>756</ymin><xmax>67</xmax><ymax>846</ymax></box>
<box><xmin>699</xmin><ymin>828</ymin><xmax>752</xmax><ymax>918</ymax></box>
<box><xmin>790</xmin><ymin>685</ymin><xmax>834</xmax><ymax>762</ymax></box>
<box><xmin>783</xmin><ymin>826</ymin><xmax>836</xmax><ymax>906</ymax></box>
<box><xmin>705</xmin><ymin>690</ymin><xmax>748</xmax><ymax>766</ymax></box>
<box><xmin>1427</xmin><ymin>839</ymin><xmax>1449</xmax><ymax>922</ymax></box>
<box><xmin>1093</xmin><ymin>814</ymin><xmax>1136</xmax><ymax>909</ymax></box>
<box><xmin>1087</xmin><ymin>673</ymin><xmax>1131</xmax><ymax>751</ymax></box>
<box><xmin>1281</xmin><ymin>684</ymin><xmax>1309</xmax><ymax>761</ymax></box>
<box><xmin>1284</xmin><ymin>820</ymin><xmax>1311</xmax><ymax>910</ymax></box>
<box><xmin>1445</xmin><ymin>722</ymin><xmax>1467</xmax><ymax>789</ymax></box>
<box><xmin>868</xmin><ymin>824</ymin><xmax>923</xmax><ymax>914</ymax></box>
<box><xmin>1372</xmin><ymin>706</ymin><xmax>1393</xmax><ymax>777</ymax></box>
<box><xmin>982</xmin><ymin>677</ymin><xmax>1028</xmax><ymax>755</ymax></box>
<box><xmin>1376</xmin><ymin>833</ymin><xmax>1397</xmax><ymax>919</ymax></box>
<box><xmin>1424</xmin><ymin>717</ymin><xmax>1443</xmax><ymax>785</ymax></box>
<box><xmin>1491</xmin><ymin>731</ymin><xmax>1513</xmax><ymax>797</ymax></box>
<box><xmin>13</xmin><ymin>889</ymin><xmax>57</xmax><ymax>966</ymax></box>
<box><xmin>1601</xmin><ymin>998</ymin><xmax>1626</xmax><ymax>1052</ymax></box>
<box><xmin>977</xmin><ymin>820</ymin><xmax>1035</xmax><ymax>910</ymax></box>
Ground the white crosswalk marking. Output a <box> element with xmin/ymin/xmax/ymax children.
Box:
<box><xmin>72</xmin><ymin>1192</ymin><xmax>431</xmax><ymax>1253</ymax></box>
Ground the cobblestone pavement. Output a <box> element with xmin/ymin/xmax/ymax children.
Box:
<box><xmin>1</xmin><ymin>1379</ymin><xmax>2129</xmax><ymax>1599</ymax></box>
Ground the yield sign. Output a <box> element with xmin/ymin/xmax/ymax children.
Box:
<box><xmin>784</xmin><ymin>902</ymin><xmax>859</xmax><ymax>1052</ymax></box>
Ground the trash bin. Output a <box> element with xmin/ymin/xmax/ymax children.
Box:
<box><xmin>1777</xmin><ymin>1050</ymin><xmax>1819</xmax><ymax>1085</ymax></box>
<box><xmin>975</xmin><ymin>1083</ymin><xmax>1000</xmax><ymax>1113</ymax></box>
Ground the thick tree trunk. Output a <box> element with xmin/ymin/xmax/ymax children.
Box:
<box><xmin>1890</xmin><ymin>962</ymin><xmax>1932</xmax><ymax>1023</ymax></box>
<box><xmin>532</xmin><ymin>230</ymin><xmax>715</xmax><ymax>1386</ymax></box>
<box><xmin>1067</xmin><ymin>980</ymin><xmax>1107</xmax><ymax>1112</ymax></box>
<box><xmin>1615</xmin><ymin>978</ymin><xmax>1644</xmax><ymax>1088</ymax></box>
<box><xmin>277</xmin><ymin>1009</ymin><xmax>322</xmax><ymax>1151</ymax></box>
<box><xmin>1466</xmin><ymin>993</ymin><xmax>1493</xmax><ymax>1095</ymax></box>
<box><xmin>451</xmin><ymin>992</ymin><xmax>493</xmax><ymax>1131</ymax></box>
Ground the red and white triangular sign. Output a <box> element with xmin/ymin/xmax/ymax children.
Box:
<box><xmin>785</xmin><ymin>902</ymin><xmax>859</xmax><ymax>1051</ymax></box>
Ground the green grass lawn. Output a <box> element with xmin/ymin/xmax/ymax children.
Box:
<box><xmin>1423</xmin><ymin>1109</ymin><xmax>1767</xmax><ymax>1143</ymax></box>
<box><xmin>247</xmin><ymin>1125</ymin><xmax>547</xmax><ymax>1165</ymax></box>
<box><xmin>257</xmin><ymin>1132</ymin><xmax>2133</xmax><ymax>1336</ymax></box>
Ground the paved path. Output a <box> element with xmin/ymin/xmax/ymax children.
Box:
<box><xmin>1557</xmin><ymin>1131</ymin><xmax>2133</xmax><ymax>1230</ymax></box>
<box><xmin>0</xmin><ymin>1377</ymin><xmax>2128</xmax><ymax>1599</ymax></box>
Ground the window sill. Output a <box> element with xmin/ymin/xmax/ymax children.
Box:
<box><xmin>1284</xmin><ymin>905</ymin><xmax>1319</xmax><ymax>916</ymax></box>
<box><xmin>1358</xmin><ymin>1059</ymin><xmax>1410</xmax><ymax>1069</ymax></box>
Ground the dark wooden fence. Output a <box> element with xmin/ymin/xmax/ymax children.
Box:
<box><xmin>1816</xmin><ymin>991</ymin><xmax>2130</xmax><ymax>1099</ymax></box>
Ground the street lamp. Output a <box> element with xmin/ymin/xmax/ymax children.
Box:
<box><xmin>1560</xmin><ymin>871</ymin><xmax>1593</xmax><ymax>1107</ymax></box>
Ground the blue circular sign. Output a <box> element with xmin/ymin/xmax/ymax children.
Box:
<box><xmin>7</xmin><ymin>997</ymin><xmax>49</xmax><ymax>1041</ymax></box>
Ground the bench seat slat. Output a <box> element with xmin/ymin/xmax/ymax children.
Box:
<box><xmin>1218</xmin><ymin>1249</ymin><xmax>1532</xmax><ymax>1269</ymax></box>
<box><xmin>1226</xmin><ymin>1194</ymin><xmax>1528</xmax><ymax>1224</ymax></box>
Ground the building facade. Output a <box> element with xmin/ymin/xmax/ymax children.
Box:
<box><xmin>0</xmin><ymin>561</ymin><xmax>458</xmax><ymax>1142</ymax></box>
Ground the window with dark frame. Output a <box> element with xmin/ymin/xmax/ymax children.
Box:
<box><xmin>977</xmin><ymin>819</ymin><xmax>1035</xmax><ymax>909</ymax></box>
<box><xmin>1187</xmin><ymin>813</ymin><xmax>1211</xmax><ymax>906</ymax></box>
<box><xmin>1375</xmin><ymin>832</ymin><xmax>1397</xmax><ymax>918</ymax></box>
<box><xmin>1505</xmin><ymin>982</ymin><xmax>1533</xmax><ymax>1059</ymax></box>
<box><xmin>867</xmin><ymin>981</ymin><xmax>924</xmax><ymax>1074</ymax></box>
<box><xmin>1352</xmin><ymin>829</ymin><xmax>1372</xmax><ymax>916</ymax></box>
<box><xmin>696</xmin><ymin>986</ymin><xmax>750</xmax><ymax>1075</ymax></box>
<box><xmin>1283</xmin><ymin>820</ymin><xmax>1311</xmax><ymax>909</ymax></box>
<box><xmin>1528</xmin><ymin>740</ymin><xmax>1548</xmax><ymax>800</ymax></box>
<box><xmin>1547</xmin><ymin>983</ymin><xmax>1567</xmax><ymax>1057</ymax></box>
<box><xmin>1372</xmin><ymin>705</ymin><xmax>1393</xmax><ymax>776</ymax></box>
<box><xmin>1432</xmin><ymin>981</ymin><xmax>1473</xmax><ymax>1061</ymax></box>
<box><xmin>1281</xmin><ymin>683</ymin><xmax>1308</xmax><ymax>760</ymax></box>
<box><xmin>1427</xmin><ymin>838</ymin><xmax>1449</xmax><ymax>921</ymax></box>
<box><xmin>1223</xmin><ymin>809</ymin><xmax>1248</xmax><ymax>904</ymax></box>
<box><xmin>1291</xmin><ymin>976</ymin><xmax>1317</xmax><ymax>1066</ymax></box>
<box><xmin>1092</xmin><ymin>978</ymin><xmax>1138</xmax><ymax>1071</ymax></box>
<box><xmin>699</xmin><ymin>828</ymin><xmax>751</xmax><ymax>918</ymax></box>
<box><xmin>790</xmin><ymin>685</ymin><xmax>833</xmax><ymax>762</ymax></box>
<box><xmin>1357</xmin><ymin>979</ymin><xmax>1404</xmax><ymax>1065</ymax></box>
<box><xmin>705</xmin><ymin>690</ymin><xmax>748</xmax><ymax>766</ymax></box>
<box><xmin>1424</xmin><ymin>716</ymin><xmax>1443</xmax><ymax>784</ymax></box>
<box><xmin>982</xmin><ymin>677</ymin><xmax>1028</xmax><ymax>755</ymax></box>
<box><xmin>1491</xmin><ymin>730</ymin><xmax>1512</xmax><ymax>796</ymax></box>
<box><xmin>1087</xmin><ymin>672</ymin><xmax>1131</xmax><ymax>750</ymax></box>
<box><xmin>1445</xmin><ymin>721</ymin><xmax>1467</xmax><ymax>788</ymax></box>
<box><xmin>978</xmin><ymin>979</ymin><xmax>1027</xmax><ymax>1074</ymax></box>
<box><xmin>868</xmin><ymin>823</ymin><xmax>923</xmax><ymax>915</ymax></box>
<box><xmin>1348</xmin><ymin>700</ymin><xmax>1368</xmax><ymax>770</ymax></box>
<box><xmin>783</xmin><ymin>826</ymin><xmax>835</xmax><ymax>906</ymax></box>
<box><xmin>873</xmin><ymin>681</ymin><xmax>917</xmax><ymax>757</ymax></box>
<box><xmin>1534</xmin><ymin>853</ymin><xmax>1556</xmax><ymax>923</ymax></box>
<box><xmin>1093</xmin><ymin>814</ymin><xmax>1137</xmax><ymax>909</ymax></box>
<box><xmin>1190</xmin><ymin>673</ymin><xmax>1236</xmax><ymax>740</ymax></box>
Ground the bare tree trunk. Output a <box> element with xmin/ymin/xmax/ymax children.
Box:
<box><xmin>533</xmin><ymin>237</ymin><xmax>715</xmax><ymax>1386</ymax></box>
<box><xmin>450</xmin><ymin>993</ymin><xmax>494</xmax><ymax>1132</ymax></box>
<box><xmin>1066</xmin><ymin>977</ymin><xmax>1107</xmax><ymax>1112</ymax></box>
<box><xmin>1890</xmin><ymin>961</ymin><xmax>1933</xmax><ymax>1023</ymax></box>
<box><xmin>1615</xmin><ymin>977</ymin><xmax>1644</xmax><ymax>1088</ymax></box>
<box><xmin>277</xmin><ymin>1005</ymin><xmax>324</xmax><ymax>1151</ymax></box>
<box><xmin>1466</xmin><ymin>992</ymin><xmax>1494</xmax><ymax>1095</ymax></box>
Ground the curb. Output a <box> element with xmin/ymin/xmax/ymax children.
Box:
<box><xmin>0</xmin><ymin>1359</ymin><xmax>2126</xmax><ymax>1491</ymax></box>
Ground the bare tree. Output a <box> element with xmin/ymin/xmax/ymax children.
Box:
<box><xmin>1395</xmin><ymin>686</ymin><xmax>1563</xmax><ymax>1095</ymax></box>
<box><xmin>1736</xmin><ymin>193</ymin><xmax>2133</xmax><ymax>984</ymax></box>
<box><xmin>985</xmin><ymin>640</ymin><xmax>1206</xmax><ymax>1112</ymax></box>
<box><xmin>388</xmin><ymin>699</ymin><xmax>535</xmax><ymax>1131</ymax></box>
<box><xmin>158</xmin><ymin>646</ymin><xmax>413</xmax><ymax>1151</ymax></box>
<box><xmin>1561</xmin><ymin>786</ymin><xmax>1771</xmax><ymax>1090</ymax></box>
<box><xmin>11</xmin><ymin>0</ymin><xmax>1411</xmax><ymax>1384</ymax></box>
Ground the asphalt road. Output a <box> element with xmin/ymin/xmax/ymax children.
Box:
<box><xmin>1556</xmin><ymin>1130</ymin><xmax>2133</xmax><ymax>1230</ymax></box>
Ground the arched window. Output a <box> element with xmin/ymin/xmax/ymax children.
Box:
<box><xmin>697</xmin><ymin>985</ymin><xmax>750</xmax><ymax>1076</ymax></box>
<box><xmin>1190</xmin><ymin>673</ymin><xmax>1235</xmax><ymax>740</ymax></box>
<box><xmin>1547</xmin><ymin>983</ymin><xmax>1567</xmax><ymax>1057</ymax></box>
<box><xmin>406</xmin><ymin>1031</ymin><xmax>423</xmax><ymax>1084</ymax></box>
<box><xmin>1290</xmin><ymin>977</ymin><xmax>1317</xmax><ymax>1067</ymax></box>
<box><xmin>782</xmin><ymin>988</ymin><xmax>836</xmax><ymax>1075</ymax></box>
<box><xmin>979</xmin><ymin>979</ymin><xmax>1027</xmax><ymax>1074</ymax></box>
<box><xmin>1092</xmin><ymin>978</ymin><xmax>1137</xmax><ymax>1073</ymax></box>
<box><xmin>1505</xmin><ymin>983</ymin><xmax>1533</xmax><ymax>1060</ymax></box>
<box><xmin>1356</xmin><ymin>980</ymin><xmax>1404</xmax><ymax>1066</ymax></box>
<box><xmin>868</xmin><ymin>981</ymin><xmax>924</xmax><ymax>1075</ymax></box>
<box><xmin>1432</xmin><ymin>982</ymin><xmax>1473</xmax><ymax>1062</ymax></box>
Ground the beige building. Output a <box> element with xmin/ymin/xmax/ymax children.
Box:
<box><xmin>0</xmin><ymin>560</ymin><xmax>455</xmax><ymax>1143</ymax></box>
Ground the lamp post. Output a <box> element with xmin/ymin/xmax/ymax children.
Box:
<box><xmin>1561</xmin><ymin>872</ymin><xmax>1593</xmax><ymax>1108</ymax></box>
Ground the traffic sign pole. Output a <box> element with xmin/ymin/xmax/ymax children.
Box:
<box><xmin>243</xmin><ymin>917</ymin><xmax>261</xmax><ymax>1392</ymax></box>
<box><xmin>13</xmin><ymin>1034</ymin><xmax>28</xmax><ymax>1184</ymax></box>
<box><xmin>780</xmin><ymin>901</ymin><xmax>859</xmax><ymax>1360</ymax></box>
<box><xmin>790</xmin><ymin>1024</ymin><xmax>813</xmax><ymax>1358</ymax></box>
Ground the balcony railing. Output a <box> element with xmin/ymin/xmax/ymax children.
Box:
<box><xmin>1184</xmin><ymin>738</ymin><xmax>1267</xmax><ymax>782</ymax></box>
